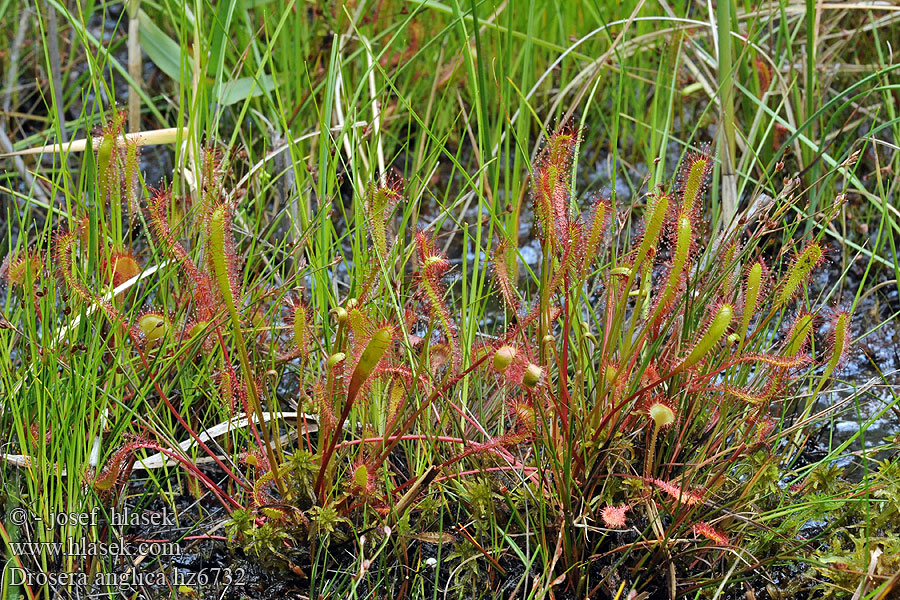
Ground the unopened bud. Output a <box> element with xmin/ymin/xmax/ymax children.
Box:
<box><xmin>327</xmin><ymin>352</ymin><xmax>346</xmax><ymax>368</ymax></box>
<box><xmin>492</xmin><ymin>345</ymin><xmax>516</xmax><ymax>372</ymax></box>
<box><xmin>331</xmin><ymin>307</ymin><xmax>348</xmax><ymax>323</ymax></box>
<box><xmin>522</xmin><ymin>364</ymin><xmax>542</xmax><ymax>389</ymax></box>
<box><xmin>648</xmin><ymin>402</ymin><xmax>675</xmax><ymax>429</ymax></box>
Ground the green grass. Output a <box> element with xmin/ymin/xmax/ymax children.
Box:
<box><xmin>1</xmin><ymin>1</ymin><xmax>899</xmax><ymax>599</ymax></box>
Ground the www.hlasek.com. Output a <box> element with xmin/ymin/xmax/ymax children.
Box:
<box><xmin>7</xmin><ymin>538</ymin><xmax>181</xmax><ymax>559</ymax></box>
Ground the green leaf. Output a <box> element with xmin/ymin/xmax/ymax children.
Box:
<box><xmin>138</xmin><ymin>10</ymin><xmax>190</xmax><ymax>83</ymax></box>
<box><xmin>217</xmin><ymin>75</ymin><xmax>276</xmax><ymax>106</ymax></box>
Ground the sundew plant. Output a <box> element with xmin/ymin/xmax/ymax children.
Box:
<box><xmin>1</xmin><ymin>1</ymin><xmax>899</xmax><ymax>599</ymax></box>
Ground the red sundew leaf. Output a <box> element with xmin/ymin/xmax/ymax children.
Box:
<box><xmin>579</xmin><ymin>194</ymin><xmax>611</xmax><ymax>277</ymax></box>
<box><xmin>289</xmin><ymin>299</ymin><xmax>313</xmax><ymax>360</ymax></box>
<box><xmin>365</xmin><ymin>175</ymin><xmax>404</xmax><ymax>260</ymax></box>
<box><xmin>692</xmin><ymin>521</ymin><xmax>729</xmax><ymax>545</ymax></box>
<box><xmin>648</xmin><ymin>478</ymin><xmax>705</xmax><ymax>505</ymax></box>
<box><xmin>708</xmin><ymin>380</ymin><xmax>777</xmax><ymax>406</ymax></box>
<box><xmin>733</xmin><ymin>352</ymin><xmax>813</xmax><ymax>371</ymax></box>
<box><xmin>103</xmin><ymin>248</ymin><xmax>142</xmax><ymax>288</ymax></box>
<box><xmin>823</xmin><ymin>307</ymin><xmax>852</xmax><ymax>375</ymax></box>
<box><xmin>492</xmin><ymin>239</ymin><xmax>521</xmax><ymax>314</ymax></box>
<box><xmin>531</xmin><ymin>128</ymin><xmax>579</xmax><ymax>249</ymax></box>
<box><xmin>207</xmin><ymin>201</ymin><xmax>243</xmax><ymax>311</ymax></box>
<box><xmin>53</xmin><ymin>231</ymin><xmax>136</xmax><ymax>338</ymax></box>
<box><xmin>146</xmin><ymin>188</ymin><xmax>217</xmax><ymax>320</ymax></box>
<box><xmin>2</xmin><ymin>248</ymin><xmax>43</xmax><ymax>287</ymax></box>
<box><xmin>96</xmin><ymin>110</ymin><xmax>141</xmax><ymax>212</ymax></box>
<box><xmin>676</xmin><ymin>143</ymin><xmax>712</xmax><ymax>220</ymax></box>
<box><xmin>601</xmin><ymin>504</ymin><xmax>630</xmax><ymax>529</ymax></box>
<box><xmin>776</xmin><ymin>242</ymin><xmax>826</xmax><ymax>306</ymax></box>
<box><xmin>415</xmin><ymin>230</ymin><xmax>460</xmax><ymax>372</ymax></box>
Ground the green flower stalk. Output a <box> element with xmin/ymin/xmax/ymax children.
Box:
<box><xmin>644</xmin><ymin>400</ymin><xmax>675</xmax><ymax>480</ymax></box>
<box><xmin>209</xmin><ymin>203</ymin><xmax>285</xmax><ymax>495</ymax></box>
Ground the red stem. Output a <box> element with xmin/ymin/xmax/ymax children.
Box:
<box><xmin>125</xmin><ymin>442</ymin><xmax>242</xmax><ymax>509</ymax></box>
<box><xmin>124</xmin><ymin>321</ymin><xmax>250</xmax><ymax>499</ymax></box>
<box><xmin>557</xmin><ymin>273</ymin><xmax>571</xmax><ymax>436</ymax></box>
<box><xmin>333</xmin><ymin>434</ymin><xmax>468</xmax><ymax>451</ymax></box>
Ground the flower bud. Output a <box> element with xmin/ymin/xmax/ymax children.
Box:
<box><xmin>648</xmin><ymin>401</ymin><xmax>675</xmax><ymax>429</ymax></box>
<box><xmin>492</xmin><ymin>345</ymin><xmax>516</xmax><ymax>372</ymax></box>
<box><xmin>137</xmin><ymin>313</ymin><xmax>168</xmax><ymax>347</ymax></box>
<box><xmin>327</xmin><ymin>352</ymin><xmax>346</xmax><ymax>368</ymax></box>
<box><xmin>522</xmin><ymin>363</ymin><xmax>542</xmax><ymax>389</ymax></box>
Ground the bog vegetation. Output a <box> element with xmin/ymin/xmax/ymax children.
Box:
<box><xmin>1</xmin><ymin>1</ymin><xmax>899</xmax><ymax>599</ymax></box>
